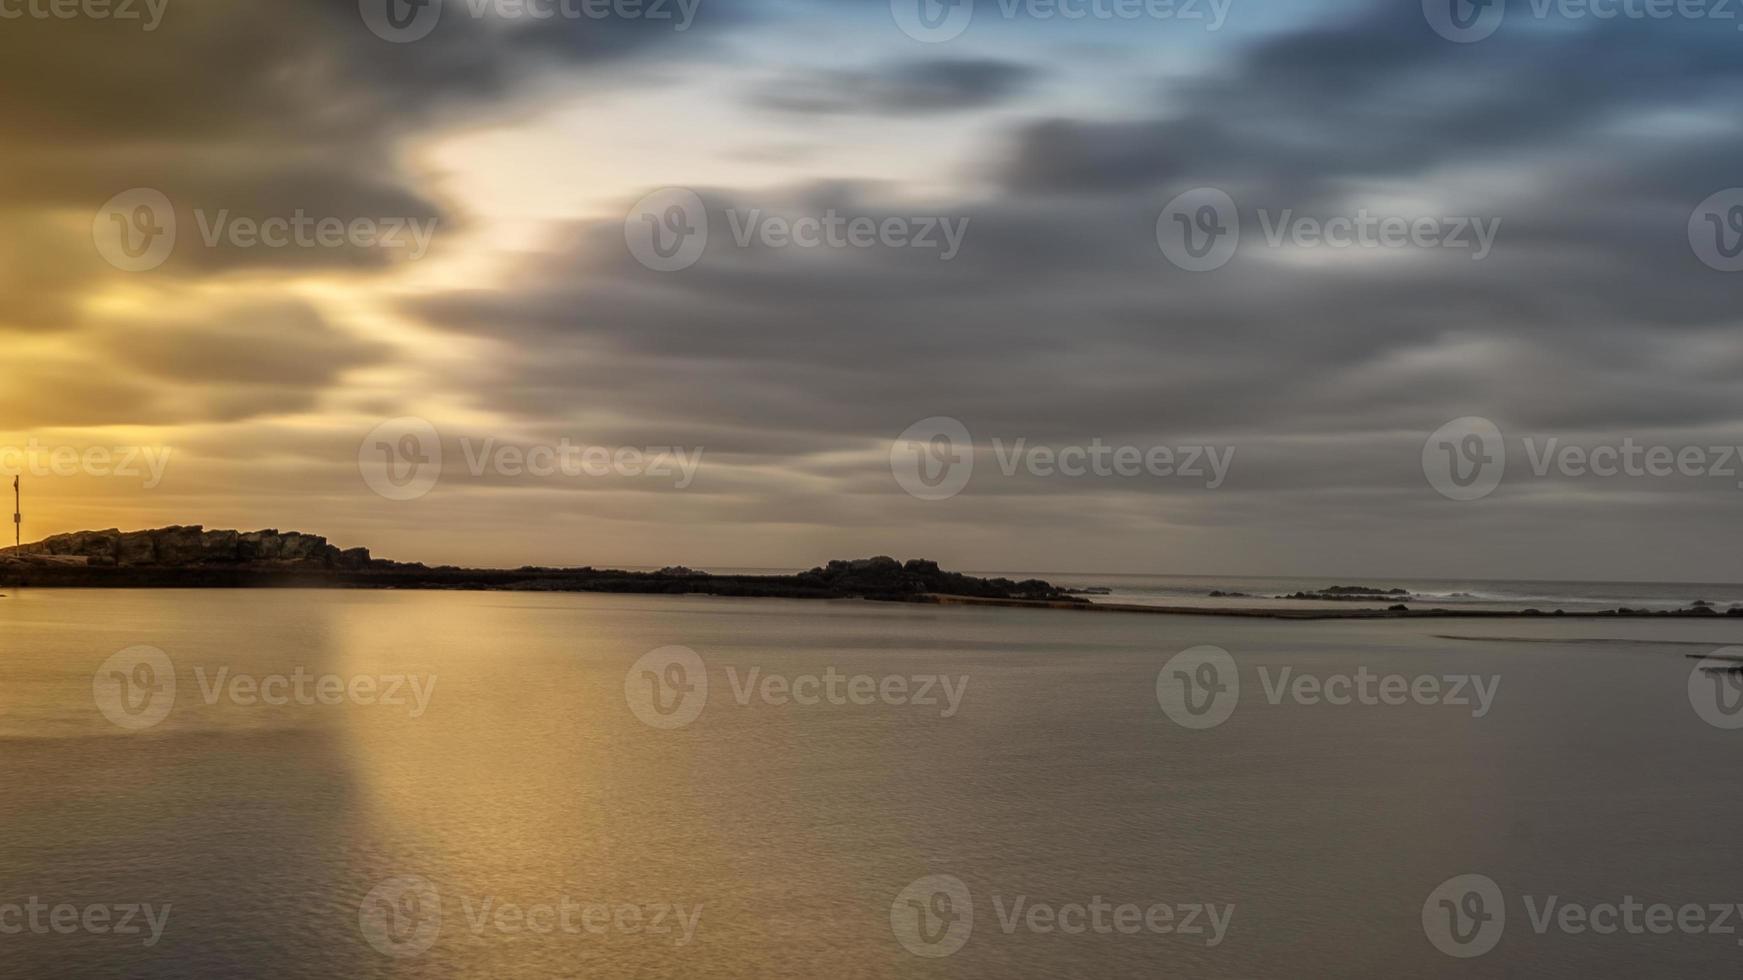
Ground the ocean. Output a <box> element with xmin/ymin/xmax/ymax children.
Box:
<box><xmin>1</xmin><ymin>587</ymin><xmax>1740</xmax><ymax>977</ymax></box>
<box><xmin>1024</xmin><ymin>572</ymin><xmax>1743</xmax><ymax>613</ymax></box>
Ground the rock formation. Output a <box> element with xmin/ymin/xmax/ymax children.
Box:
<box><xmin>0</xmin><ymin>526</ymin><xmax>375</xmax><ymax>569</ymax></box>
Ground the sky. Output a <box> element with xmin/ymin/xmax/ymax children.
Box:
<box><xmin>2</xmin><ymin>0</ymin><xmax>1741</xmax><ymax>580</ymax></box>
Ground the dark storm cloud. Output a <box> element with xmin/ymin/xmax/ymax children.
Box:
<box><xmin>0</xmin><ymin>0</ymin><xmax>748</xmax><ymax>324</ymax></box>
<box><xmin>102</xmin><ymin>302</ymin><xmax>390</xmax><ymax>387</ymax></box>
<box><xmin>0</xmin><ymin>302</ymin><xmax>391</xmax><ymax>427</ymax></box>
<box><xmin>398</xmin><ymin>1</ymin><xmax>1743</xmax><ymax>576</ymax></box>
<box><xmin>1000</xmin><ymin>4</ymin><xmax>1743</xmax><ymax>195</ymax></box>
<box><xmin>751</xmin><ymin>58</ymin><xmax>1039</xmax><ymax>115</ymax></box>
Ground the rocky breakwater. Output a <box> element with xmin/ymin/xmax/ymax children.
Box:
<box><xmin>0</xmin><ymin>526</ymin><xmax>375</xmax><ymax>570</ymax></box>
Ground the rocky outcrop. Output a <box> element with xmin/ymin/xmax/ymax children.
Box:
<box><xmin>1281</xmin><ymin>585</ymin><xmax>1411</xmax><ymax>601</ymax></box>
<box><xmin>796</xmin><ymin>556</ymin><xmax>1071</xmax><ymax>601</ymax></box>
<box><xmin>1</xmin><ymin>526</ymin><xmax>374</xmax><ymax>569</ymax></box>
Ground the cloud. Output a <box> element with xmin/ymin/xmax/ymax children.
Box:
<box><xmin>1000</xmin><ymin>6</ymin><xmax>1743</xmax><ymax>195</ymax></box>
<box><xmin>10</xmin><ymin>0</ymin><xmax>1743</xmax><ymax>576</ymax></box>
<box><xmin>750</xmin><ymin>57</ymin><xmax>1039</xmax><ymax>116</ymax></box>
<box><xmin>0</xmin><ymin>0</ymin><xmax>747</xmax><ymax>323</ymax></box>
<box><xmin>101</xmin><ymin>302</ymin><xmax>390</xmax><ymax>388</ymax></box>
<box><xmin>389</xmin><ymin>4</ymin><xmax>1743</xmax><ymax>575</ymax></box>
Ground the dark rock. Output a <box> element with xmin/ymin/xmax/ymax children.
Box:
<box><xmin>796</xmin><ymin>556</ymin><xmax>1073</xmax><ymax>602</ymax></box>
<box><xmin>117</xmin><ymin>532</ymin><xmax>156</xmax><ymax>565</ymax></box>
<box><xmin>1280</xmin><ymin>585</ymin><xmax>1410</xmax><ymax>601</ymax></box>
<box><xmin>336</xmin><ymin>548</ymin><xmax>373</xmax><ymax>570</ymax></box>
<box><xmin>4</xmin><ymin>526</ymin><xmax>367</xmax><ymax>570</ymax></box>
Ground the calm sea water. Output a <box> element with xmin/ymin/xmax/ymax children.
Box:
<box><xmin>1018</xmin><ymin>572</ymin><xmax>1743</xmax><ymax>613</ymax></box>
<box><xmin>2</xmin><ymin>588</ymin><xmax>1741</xmax><ymax>977</ymax></box>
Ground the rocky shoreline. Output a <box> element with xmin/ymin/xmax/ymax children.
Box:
<box><xmin>0</xmin><ymin>526</ymin><xmax>1078</xmax><ymax>604</ymax></box>
<box><xmin>2</xmin><ymin>526</ymin><xmax>1736</xmax><ymax>620</ymax></box>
